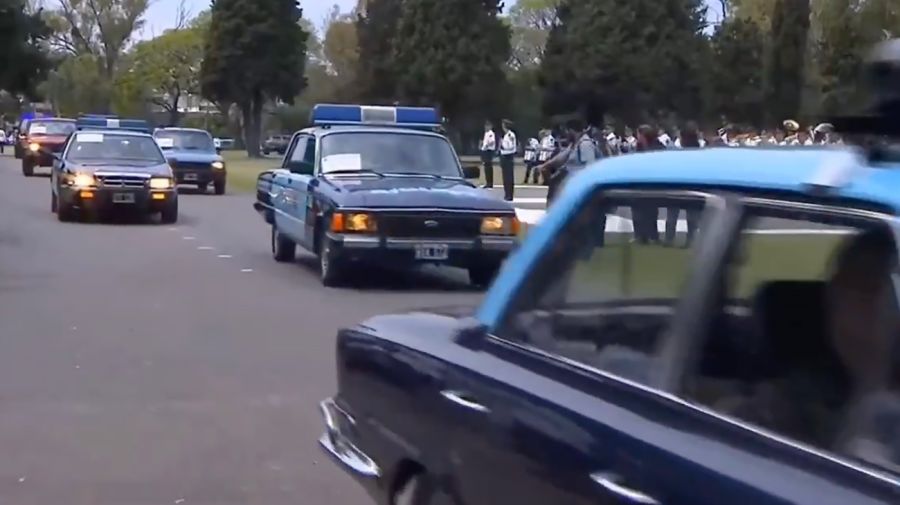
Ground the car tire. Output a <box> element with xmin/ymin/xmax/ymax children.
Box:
<box><xmin>394</xmin><ymin>473</ymin><xmax>436</xmax><ymax>505</ymax></box>
<box><xmin>263</xmin><ymin>150</ymin><xmax>270</xmax><ymax>156</ymax></box>
<box><xmin>160</xmin><ymin>200</ymin><xmax>178</xmax><ymax>224</ymax></box>
<box><xmin>318</xmin><ymin>236</ymin><xmax>344</xmax><ymax>287</ymax></box>
<box><xmin>272</xmin><ymin>225</ymin><xmax>296</xmax><ymax>262</ymax></box>
<box><xmin>468</xmin><ymin>262</ymin><xmax>501</xmax><ymax>288</ymax></box>
<box><xmin>22</xmin><ymin>159</ymin><xmax>34</xmax><ymax>177</ymax></box>
<box><xmin>214</xmin><ymin>180</ymin><xmax>226</xmax><ymax>195</ymax></box>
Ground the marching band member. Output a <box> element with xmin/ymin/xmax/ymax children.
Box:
<box><xmin>498</xmin><ymin>119</ymin><xmax>517</xmax><ymax>201</ymax></box>
<box><xmin>480</xmin><ymin>120</ymin><xmax>496</xmax><ymax>188</ymax></box>
<box><xmin>813</xmin><ymin>123</ymin><xmax>834</xmax><ymax>145</ymax></box>
<box><xmin>522</xmin><ymin>135</ymin><xmax>540</xmax><ymax>184</ymax></box>
<box><xmin>783</xmin><ymin>119</ymin><xmax>801</xmax><ymax>145</ymax></box>
<box><xmin>537</xmin><ymin>129</ymin><xmax>556</xmax><ymax>184</ymax></box>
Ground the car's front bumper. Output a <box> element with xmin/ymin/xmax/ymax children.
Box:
<box><xmin>325</xmin><ymin>232</ymin><xmax>517</xmax><ymax>268</ymax></box>
<box><xmin>319</xmin><ymin>398</ymin><xmax>386</xmax><ymax>503</ymax></box>
<box><xmin>60</xmin><ymin>186</ymin><xmax>177</xmax><ymax>213</ymax></box>
<box><xmin>173</xmin><ymin>168</ymin><xmax>225</xmax><ymax>186</ymax></box>
<box><xmin>23</xmin><ymin>150</ymin><xmax>59</xmax><ymax>167</ymax></box>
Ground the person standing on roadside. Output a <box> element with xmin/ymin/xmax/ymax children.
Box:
<box><xmin>522</xmin><ymin>135</ymin><xmax>540</xmax><ymax>184</ymax></box>
<box><xmin>499</xmin><ymin>119</ymin><xmax>518</xmax><ymax>201</ymax></box>
<box><xmin>633</xmin><ymin>125</ymin><xmax>664</xmax><ymax>244</ymax></box>
<box><xmin>480</xmin><ymin>120</ymin><xmax>496</xmax><ymax>189</ymax></box>
<box><xmin>666</xmin><ymin>122</ymin><xmax>702</xmax><ymax>247</ymax></box>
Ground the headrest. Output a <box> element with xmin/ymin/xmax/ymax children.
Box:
<box><xmin>753</xmin><ymin>281</ymin><xmax>831</xmax><ymax>369</ymax></box>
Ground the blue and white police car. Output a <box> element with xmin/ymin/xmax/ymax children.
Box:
<box><xmin>254</xmin><ymin>104</ymin><xmax>519</xmax><ymax>287</ymax></box>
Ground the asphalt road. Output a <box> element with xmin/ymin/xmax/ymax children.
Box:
<box><xmin>0</xmin><ymin>153</ymin><xmax>483</xmax><ymax>505</ymax></box>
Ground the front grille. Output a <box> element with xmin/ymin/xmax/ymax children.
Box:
<box><xmin>97</xmin><ymin>175</ymin><xmax>148</xmax><ymax>188</ymax></box>
<box><xmin>379</xmin><ymin>214</ymin><xmax>482</xmax><ymax>239</ymax></box>
<box><xmin>172</xmin><ymin>161</ymin><xmax>211</xmax><ymax>170</ymax></box>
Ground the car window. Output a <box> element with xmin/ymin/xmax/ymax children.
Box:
<box><xmin>28</xmin><ymin>121</ymin><xmax>76</xmax><ymax>136</ymax></box>
<box><xmin>319</xmin><ymin>132</ymin><xmax>461</xmax><ymax>177</ymax></box>
<box><xmin>154</xmin><ymin>130</ymin><xmax>214</xmax><ymax>151</ymax></box>
<box><xmin>496</xmin><ymin>189</ymin><xmax>712</xmax><ymax>386</ymax></box>
<box><xmin>66</xmin><ymin>132</ymin><xmax>166</xmax><ymax>164</ymax></box>
<box><xmin>678</xmin><ymin>201</ymin><xmax>900</xmax><ymax>476</ymax></box>
<box><xmin>285</xmin><ymin>135</ymin><xmax>314</xmax><ymax>174</ymax></box>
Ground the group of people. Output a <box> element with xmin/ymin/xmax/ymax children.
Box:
<box><xmin>478</xmin><ymin>117</ymin><xmax>845</xmax><ymax>205</ymax></box>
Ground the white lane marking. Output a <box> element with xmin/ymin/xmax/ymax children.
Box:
<box><xmin>240</xmin><ymin>268</ymin><xmax>253</xmax><ymax>272</ymax></box>
<box><xmin>196</xmin><ymin>246</ymin><xmax>214</xmax><ymax>250</ymax></box>
<box><xmin>217</xmin><ymin>254</ymin><xmax>232</xmax><ymax>259</ymax></box>
<box><xmin>167</xmin><ymin>227</ymin><xmax>178</xmax><ymax>231</ymax></box>
<box><xmin>182</xmin><ymin>236</ymin><xmax>195</xmax><ymax>240</ymax></box>
<box><xmin>512</xmin><ymin>197</ymin><xmax>546</xmax><ymax>204</ymax></box>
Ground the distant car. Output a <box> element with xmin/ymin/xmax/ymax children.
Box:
<box><xmin>20</xmin><ymin>118</ymin><xmax>76</xmax><ymax>176</ymax></box>
<box><xmin>319</xmin><ymin>144</ymin><xmax>900</xmax><ymax>504</ymax></box>
<box><xmin>261</xmin><ymin>134</ymin><xmax>290</xmax><ymax>155</ymax></box>
<box><xmin>214</xmin><ymin>137</ymin><xmax>235</xmax><ymax>150</ymax></box>
<box><xmin>154</xmin><ymin>127</ymin><xmax>227</xmax><ymax>195</ymax></box>
<box><xmin>50</xmin><ymin>116</ymin><xmax>178</xmax><ymax>223</ymax></box>
<box><xmin>254</xmin><ymin>104</ymin><xmax>518</xmax><ymax>287</ymax></box>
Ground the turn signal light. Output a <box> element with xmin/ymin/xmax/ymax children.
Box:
<box><xmin>29</xmin><ymin>142</ymin><xmax>40</xmax><ymax>152</ymax></box>
<box><xmin>330</xmin><ymin>212</ymin><xmax>376</xmax><ymax>233</ymax></box>
<box><xmin>481</xmin><ymin>216</ymin><xmax>520</xmax><ymax>235</ymax></box>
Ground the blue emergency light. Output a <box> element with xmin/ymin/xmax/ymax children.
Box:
<box><xmin>311</xmin><ymin>104</ymin><xmax>441</xmax><ymax>130</ymax></box>
<box><xmin>75</xmin><ymin>115</ymin><xmax>151</xmax><ymax>133</ymax></box>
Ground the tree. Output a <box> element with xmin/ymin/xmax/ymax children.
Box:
<box><xmin>391</xmin><ymin>0</ymin><xmax>511</xmax><ymax>126</ymax></box>
<box><xmin>45</xmin><ymin>0</ymin><xmax>150</xmax><ymax>110</ymax></box>
<box><xmin>731</xmin><ymin>0</ymin><xmax>777</xmax><ymax>31</ymax></box>
<box><xmin>814</xmin><ymin>0</ymin><xmax>866</xmax><ymax>116</ymax></box>
<box><xmin>508</xmin><ymin>0</ymin><xmax>560</xmax><ymax>68</ymax></box>
<box><xmin>322</xmin><ymin>6</ymin><xmax>359</xmax><ymax>100</ymax></box>
<box><xmin>41</xmin><ymin>54</ymin><xmax>112</xmax><ymax>116</ymax></box>
<box><xmin>116</xmin><ymin>22</ymin><xmax>205</xmax><ymax>125</ymax></box>
<box><xmin>540</xmin><ymin>0</ymin><xmax>709</xmax><ymax>125</ymax></box>
<box><xmin>201</xmin><ymin>0</ymin><xmax>309</xmax><ymax>157</ymax></box>
<box><xmin>710</xmin><ymin>16</ymin><xmax>766</xmax><ymax>125</ymax></box>
<box><xmin>355</xmin><ymin>0</ymin><xmax>402</xmax><ymax>103</ymax></box>
<box><xmin>0</xmin><ymin>0</ymin><xmax>52</xmax><ymax>98</ymax></box>
<box><xmin>765</xmin><ymin>0</ymin><xmax>810</xmax><ymax>122</ymax></box>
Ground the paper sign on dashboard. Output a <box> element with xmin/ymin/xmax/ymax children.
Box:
<box><xmin>321</xmin><ymin>153</ymin><xmax>362</xmax><ymax>173</ymax></box>
<box><xmin>29</xmin><ymin>126</ymin><xmax>47</xmax><ymax>134</ymax></box>
<box><xmin>155</xmin><ymin>138</ymin><xmax>174</xmax><ymax>148</ymax></box>
<box><xmin>76</xmin><ymin>133</ymin><xmax>104</xmax><ymax>143</ymax></box>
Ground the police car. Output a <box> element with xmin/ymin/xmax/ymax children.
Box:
<box><xmin>50</xmin><ymin>116</ymin><xmax>178</xmax><ymax>223</ymax></box>
<box><xmin>153</xmin><ymin>127</ymin><xmax>227</xmax><ymax>194</ymax></box>
<box><xmin>318</xmin><ymin>41</ymin><xmax>900</xmax><ymax>505</ymax></box>
<box><xmin>254</xmin><ymin>104</ymin><xmax>519</xmax><ymax>287</ymax></box>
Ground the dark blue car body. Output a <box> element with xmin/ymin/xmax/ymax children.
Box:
<box><xmin>153</xmin><ymin>127</ymin><xmax>227</xmax><ymax>194</ymax></box>
<box><xmin>320</xmin><ymin>147</ymin><xmax>900</xmax><ymax>504</ymax></box>
<box><xmin>253</xmin><ymin>123</ymin><xmax>519</xmax><ymax>287</ymax></box>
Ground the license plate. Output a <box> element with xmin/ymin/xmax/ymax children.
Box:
<box><xmin>184</xmin><ymin>173</ymin><xmax>198</xmax><ymax>181</ymax></box>
<box><xmin>414</xmin><ymin>243</ymin><xmax>449</xmax><ymax>261</ymax></box>
<box><xmin>112</xmin><ymin>192</ymin><xmax>135</xmax><ymax>203</ymax></box>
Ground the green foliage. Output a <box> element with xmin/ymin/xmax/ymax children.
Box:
<box><xmin>356</xmin><ymin>0</ymin><xmax>402</xmax><ymax>103</ymax></box>
<box><xmin>765</xmin><ymin>0</ymin><xmax>810</xmax><ymax>122</ymax></box>
<box><xmin>540</xmin><ymin>0</ymin><xmax>709</xmax><ymax>125</ymax></box>
<box><xmin>391</xmin><ymin>0</ymin><xmax>511</xmax><ymax>124</ymax></box>
<box><xmin>508</xmin><ymin>0</ymin><xmax>560</xmax><ymax>68</ymax></box>
<box><xmin>322</xmin><ymin>10</ymin><xmax>359</xmax><ymax>101</ymax></box>
<box><xmin>0</xmin><ymin>0</ymin><xmax>52</xmax><ymax>98</ymax></box>
<box><xmin>116</xmin><ymin>25</ymin><xmax>205</xmax><ymax>124</ymax></box>
<box><xmin>41</xmin><ymin>54</ymin><xmax>111</xmax><ymax>116</ymax></box>
<box><xmin>711</xmin><ymin>16</ymin><xmax>766</xmax><ymax>125</ymax></box>
<box><xmin>201</xmin><ymin>0</ymin><xmax>309</xmax><ymax>156</ymax></box>
<box><xmin>814</xmin><ymin>0</ymin><xmax>866</xmax><ymax>115</ymax></box>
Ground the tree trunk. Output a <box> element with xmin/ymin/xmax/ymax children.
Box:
<box><xmin>242</xmin><ymin>95</ymin><xmax>263</xmax><ymax>158</ymax></box>
<box><xmin>168</xmin><ymin>92</ymin><xmax>181</xmax><ymax>126</ymax></box>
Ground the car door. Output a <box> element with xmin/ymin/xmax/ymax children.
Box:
<box><xmin>273</xmin><ymin>134</ymin><xmax>313</xmax><ymax>244</ymax></box>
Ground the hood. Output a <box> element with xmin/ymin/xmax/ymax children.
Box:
<box><xmin>69</xmin><ymin>160</ymin><xmax>172</xmax><ymax>177</ymax></box>
<box><xmin>162</xmin><ymin>150</ymin><xmax>222</xmax><ymax>163</ymax></box>
<box><xmin>325</xmin><ymin>175</ymin><xmax>514</xmax><ymax>211</ymax></box>
<box><xmin>27</xmin><ymin>134</ymin><xmax>69</xmax><ymax>145</ymax></box>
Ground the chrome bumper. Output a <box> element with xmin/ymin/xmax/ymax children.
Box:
<box><xmin>319</xmin><ymin>398</ymin><xmax>381</xmax><ymax>478</ymax></box>
<box><xmin>326</xmin><ymin>233</ymin><xmax>518</xmax><ymax>251</ymax></box>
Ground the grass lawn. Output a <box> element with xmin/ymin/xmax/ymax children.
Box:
<box><xmin>568</xmin><ymin>233</ymin><xmax>844</xmax><ymax>299</ymax></box>
<box><xmin>222</xmin><ymin>151</ymin><xmax>534</xmax><ymax>194</ymax></box>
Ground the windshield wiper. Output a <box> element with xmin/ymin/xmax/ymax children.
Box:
<box><xmin>323</xmin><ymin>169</ymin><xmax>385</xmax><ymax>177</ymax></box>
<box><xmin>382</xmin><ymin>172</ymin><xmax>460</xmax><ymax>180</ymax></box>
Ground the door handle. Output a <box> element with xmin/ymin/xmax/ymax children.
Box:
<box><xmin>440</xmin><ymin>390</ymin><xmax>490</xmax><ymax>413</ymax></box>
<box><xmin>590</xmin><ymin>472</ymin><xmax>660</xmax><ymax>505</ymax></box>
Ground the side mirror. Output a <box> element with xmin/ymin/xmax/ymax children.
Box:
<box><xmin>462</xmin><ymin>165</ymin><xmax>481</xmax><ymax>179</ymax></box>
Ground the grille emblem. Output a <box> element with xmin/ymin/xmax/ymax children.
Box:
<box><xmin>424</xmin><ymin>220</ymin><xmax>439</xmax><ymax>228</ymax></box>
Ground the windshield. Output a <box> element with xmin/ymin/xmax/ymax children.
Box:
<box><xmin>66</xmin><ymin>132</ymin><xmax>166</xmax><ymax>164</ymax></box>
<box><xmin>319</xmin><ymin>132</ymin><xmax>461</xmax><ymax>177</ymax></box>
<box><xmin>154</xmin><ymin>130</ymin><xmax>215</xmax><ymax>151</ymax></box>
<box><xmin>28</xmin><ymin>121</ymin><xmax>76</xmax><ymax>136</ymax></box>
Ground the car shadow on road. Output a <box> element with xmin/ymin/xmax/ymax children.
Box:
<box><xmin>294</xmin><ymin>255</ymin><xmax>483</xmax><ymax>293</ymax></box>
<box><xmin>66</xmin><ymin>209</ymin><xmax>198</xmax><ymax>227</ymax></box>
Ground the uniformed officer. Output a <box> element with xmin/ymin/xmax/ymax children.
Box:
<box><xmin>537</xmin><ymin>129</ymin><xmax>556</xmax><ymax>184</ymax></box>
<box><xmin>498</xmin><ymin>119</ymin><xmax>517</xmax><ymax>201</ymax></box>
<box><xmin>522</xmin><ymin>135</ymin><xmax>540</xmax><ymax>184</ymax></box>
<box><xmin>480</xmin><ymin>120</ymin><xmax>496</xmax><ymax>188</ymax></box>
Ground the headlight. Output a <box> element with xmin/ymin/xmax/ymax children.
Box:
<box><xmin>331</xmin><ymin>212</ymin><xmax>377</xmax><ymax>233</ymax></box>
<box><xmin>481</xmin><ymin>216</ymin><xmax>520</xmax><ymax>235</ymax></box>
<box><xmin>211</xmin><ymin>161</ymin><xmax>225</xmax><ymax>170</ymax></box>
<box><xmin>71</xmin><ymin>173</ymin><xmax>96</xmax><ymax>188</ymax></box>
<box><xmin>149</xmin><ymin>177</ymin><xmax>173</xmax><ymax>189</ymax></box>
<box><xmin>28</xmin><ymin>142</ymin><xmax>40</xmax><ymax>152</ymax></box>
